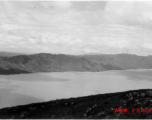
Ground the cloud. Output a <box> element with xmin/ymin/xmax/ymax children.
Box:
<box><xmin>142</xmin><ymin>43</ymin><xmax>152</xmax><ymax>50</ymax></box>
<box><xmin>103</xmin><ymin>1</ymin><xmax>152</xmax><ymax>28</ymax></box>
<box><xmin>1</xmin><ymin>1</ymin><xmax>152</xmax><ymax>55</ymax></box>
<box><xmin>2</xmin><ymin>1</ymin><xmax>152</xmax><ymax>28</ymax></box>
<box><xmin>52</xmin><ymin>1</ymin><xmax>72</xmax><ymax>9</ymax></box>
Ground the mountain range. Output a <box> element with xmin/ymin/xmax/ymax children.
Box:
<box><xmin>0</xmin><ymin>53</ymin><xmax>152</xmax><ymax>74</ymax></box>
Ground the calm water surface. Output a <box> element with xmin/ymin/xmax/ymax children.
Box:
<box><xmin>0</xmin><ymin>69</ymin><xmax>152</xmax><ymax>108</ymax></box>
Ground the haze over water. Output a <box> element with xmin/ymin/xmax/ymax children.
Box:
<box><xmin>0</xmin><ymin>69</ymin><xmax>152</xmax><ymax>109</ymax></box>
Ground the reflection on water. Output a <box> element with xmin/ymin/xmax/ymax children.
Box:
<box><xmin>117</xmin><ymin>69</ymin><xmax>152</xmax><ymax>81</ymax></box>
<box><xmin>0</xmin><ymin>70</ymin><xmax>152</xmax><ymax>109</ymax></box>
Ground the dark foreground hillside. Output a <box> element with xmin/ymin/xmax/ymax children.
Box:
<box><xmin>0</xmin><ymin>89</ymin><xmax>152</xmax><ymax>119</ymax></box>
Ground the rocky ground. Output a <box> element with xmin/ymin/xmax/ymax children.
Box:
<box><xmin>0</xmin><ymin>89</ymin><xmax>152</xmax><ymax>119</ymax></box>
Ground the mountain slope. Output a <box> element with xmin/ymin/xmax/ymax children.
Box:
<box><xmin>1</xmin><ymin>53</ymin><xmax>152</xmax><ymax>74</ymax></box>
<box><xmin>0</xmin><ymin>53</ymin><xmax>121</xmax><ymax>74</ymax></box>
<box><xmin>83</xmin><ymin>54</ymin><xmax>152</xmax><ymax>69</ymax></box>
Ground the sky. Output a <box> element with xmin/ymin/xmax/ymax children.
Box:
<box><xmin>1</xmin><ymin>1</ymin><xmax>152</xmax><ymax>55</ymax></box>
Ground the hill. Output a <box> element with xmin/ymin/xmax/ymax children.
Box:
<box><xmin>0</xmin><ymin>53</ymin><xmax>152</xmax><ymax>74</ymax></box>
<box><xmin>82</xmin><ymin>53</ymin><xmax>152</xmax><ymax>69</ymax></box>
<box><xmin>0</xmin><ymin>53</ymin><xmax>121</xmax><ymax>74</ymax></box>
<box><xmin>0</xmin><ymin>89</ymin><xmax>152</xmax><ymax>119</ymax></box>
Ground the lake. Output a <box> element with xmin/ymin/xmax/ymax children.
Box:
<box><xmin>0</xmin><ymin>69</ymin><xmax>152</xmax><ymax>109</ymax></box>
